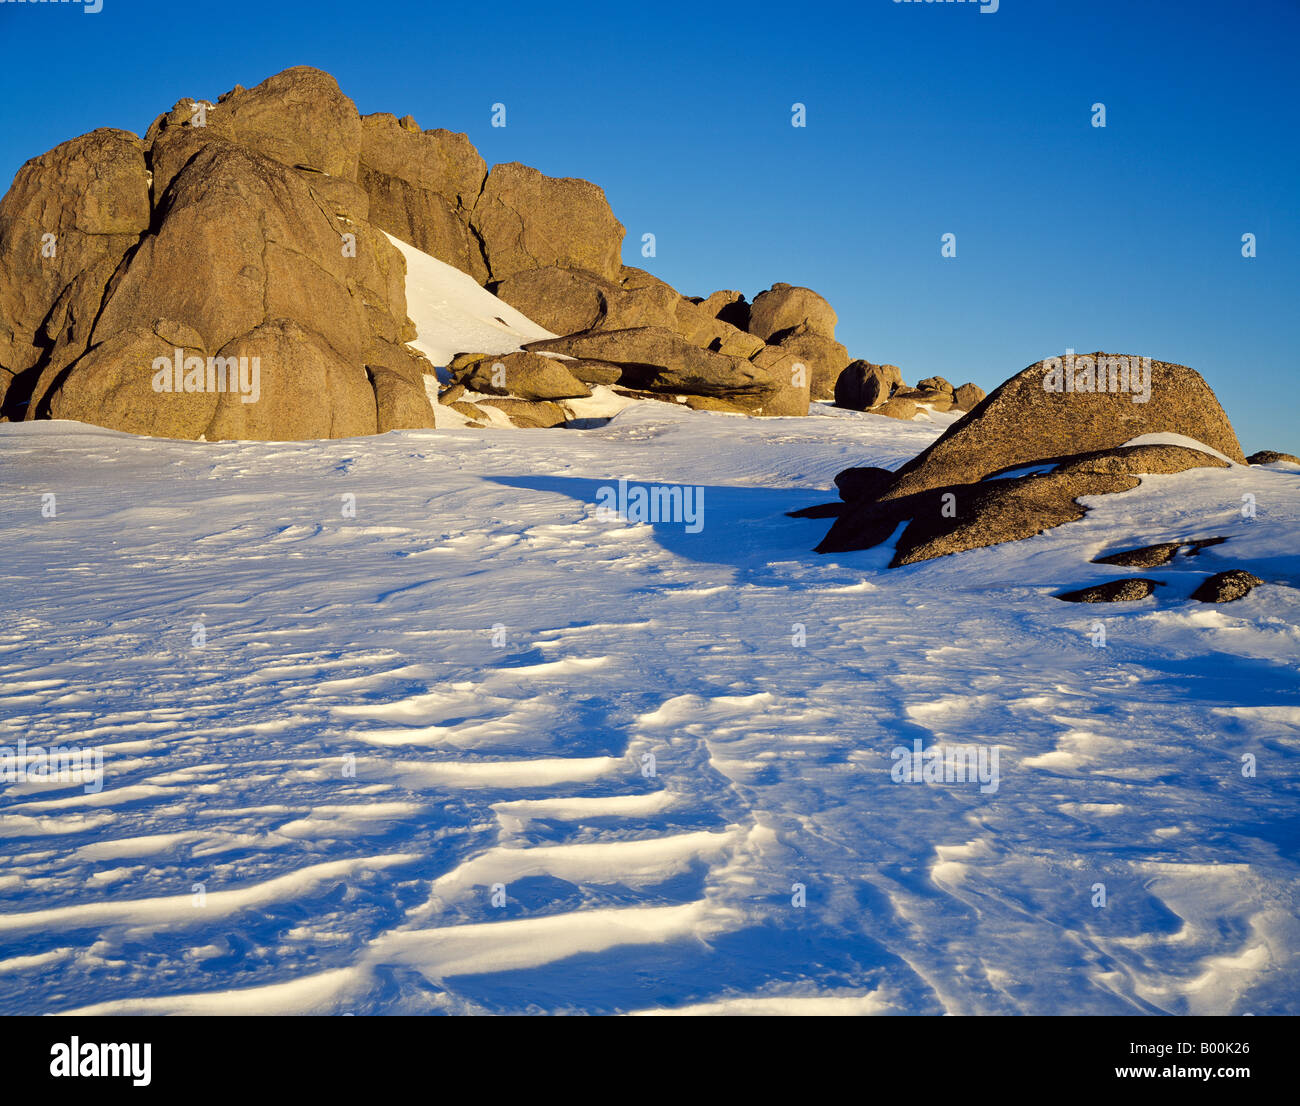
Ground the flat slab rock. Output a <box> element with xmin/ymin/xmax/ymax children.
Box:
<box><xmin>1092</xmin><ymin>536</ymin><xmax>1227</xmax><ymax>568</ymax></box>
<box><xmin>1057</xmin><ymin>578</ymin><xmax>1162</xmax><ymax>603</ymax></box>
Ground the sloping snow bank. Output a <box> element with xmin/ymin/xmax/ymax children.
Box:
<box><xmin>385</xmin><ymin>233</ymin><xmax>554</xmax><ymax>366</ymax></box>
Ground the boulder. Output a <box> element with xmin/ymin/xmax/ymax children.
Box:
<box><xmin>0</xmin><ymin>129</ymin><xmax>150</xmax><ymax>419</ymax></box>
<box><xmin>874</xmin><ymin>397</ymin><xmax>918</xmax><ymax>421</ymax></box>
<box><xmin>697</xmin><ymin>290</ymin><xmax>750</xmax><ymax>331</ymax></box>
<box><xmin>746</xmin><ymin>344</ymin><xmax>811</xmax><ymax>417</ymax></box>
<box><xmin>88</xmin><ymin>140</ymin><xmax>407</xmax><ymax>364</ymax></box>
<box><xmin>357</xmin><ymin>112</ymin><xmax>488</xmax><ymax>282</ymax></box>
<box><xmin>202</xmin><ymin>319</ymin><xmax>377</xmax><ymax>440</ymax></box>
<box><xmin>816</xmin><ymin>442</ymin><xmax>1232</xmax><ymax>564</ymax></box>
<box><xmin>458</xmin><ymin>351</ymin><xmax>591</xmax><ymax>399</ymax></box>
<box><xmin>1190</xmin><ymin>570</ymin><xmax>1264</xmax><ymax>603</ymax></box>
<box><xmin>1246</xmin><ymin>450</ymin><xmax>1300</xmax><ymax>466</ymax></box>
<box><xmin>834</xmin><ymin>361</ymin><xmax>895</xmax><ymax>410</ymax></box>
<box><xmin>146</xmin><ymin>67</ymin><xmax>363</xmax><ymax>196</ymax></box>
<box><xmin>683</xmin><ymin>395</ymin><xmax>750</xmax><ymax>414</ymax></box>
<box><xmin>371</xmin><ymin>367</ymin><xmax>436</xmax><ymax>431</ymax></box>
<box><xmin>1092</xmin><ymin>537</ymin><xmax>1228</xmax><ymax>568</ymax></box>
<box><xmin>917</xmin><ymin>376</ymin><xmax>954</xmax><ymax>394</ymax></box>
<box><xmin>478</xmin><ymin>397</ymin><xmax>569</xmax><ymax>428</ymax></box>
<box><xmin>491</xmin><ymin>266</ymin><xmax>611</xmax><ymax>336</ymax></box>
<box><xmin>449</xmin><ymin>400</ymin><xmax>488</xmax><ymax>421</ymax></box>
<box><xmin>748</xmin><ymin>283</ymin><xmax>837</xmax><ymax>342</ymax></box>
<box><xmin>772</xmin><ymin>326</ymin><xmax>850</xmax><ymax>400</ymax></box>
<box><xmin>617</xmin><ymin>268</ymin><xmax>764</xmax><ymax>359</ymax></box>
<box><xmin>1092</xmin><ymin>542</ymin><xmax>1182</xmax><ymax>568</ymax></box>
<box><xmin>834</xmin><ymin>466</ymin><xmax>894</xmax><ymax>502</ymax></box>
<box><xmin>524</xmin><ymin>327</ymin><xmax>779</xmax><ymax>399</ymax></box>
<box><xmin>367</xmin><ymin>340</ymin><xmax>437</xmax><ymax>431</ymax></box>
<box><xmin>492</xmin><ymin>265</ymin><xmax>763</xmax><ymax>359</ymax></box>
<box><xmin>43</xmin><ymin>325</ymin><xmax>218</xmax><ymax>439</ymax></box>
<box><xmin>26</xmin><ymin>136</ymin><xmax>410</xmax><ymax>440</ymax></box>
<box><xmin>896</xmin><ymin>387</ymin><xmax>953</xmax><ymax>411</ymax></box>
<box><xmin>566</xmin><ymin>359</ymin><xmax>624</xmax><ymax>386</ymax></box>
<box><xmin>448</xmin><ymin>352</ymin><xmax>488</xmax><ymax>374</ymax></box>
<box><xmin>471</xmin><ymin>162</ymin><xmax>625</xmax><ymax>283</ymax></box>
<box><xmin>881</xmin><ymin>354</ymin><xmax>1246</xmax><ymax>501</ymax></box>
<box><xmin>1057</xmin><ymin>579</ymin><xmax>1161</xmax><ymax>603</ymax></box>
<box><xmin>952</xmin><ymin>382</ymin><xmax>985</xmax><ymax>411</ymax></box>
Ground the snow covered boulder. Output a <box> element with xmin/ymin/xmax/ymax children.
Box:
<box><xmin>1190</xmin><ymin>570</ymin><xmax>1265</xmax><ymax>603</ymax></box>
<box><xmin>1246</xmin><ymin>449</ymin><xmax>1300</xmax><ymax>466</ymax></box>
<box><xmin>1057</xmin><ymin>579</ymin><xmax>1162</xmax><ymax>603</ymax></box>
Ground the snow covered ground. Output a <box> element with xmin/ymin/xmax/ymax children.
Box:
<box><xmin>2</xmin><ymin>401</ymin><xmax>1299</xmax><ymax>1015</ymax></box>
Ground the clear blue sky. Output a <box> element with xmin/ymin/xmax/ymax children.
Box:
<box><xmin>2</xmin><ymin>0</ymin><xmax>1296</xmax><ymax>451</ymax></box>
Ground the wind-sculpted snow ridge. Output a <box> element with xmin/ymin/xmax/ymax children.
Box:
<box><xmin>1</xmin><ymin>404</ymin><xmax>1298</xmax><ymax>1015</ymax></box>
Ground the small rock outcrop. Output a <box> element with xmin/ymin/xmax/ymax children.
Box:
<box><xmin>810</xmin><ymin>354</ymin><xmax>1244</xmax><ymax>565</ymax></box>
<box><xmin>1190</xmin><ymin>570</ymin><xmax>1265</xmax><ymax>603</ymax></box>
<box><xmin>1057</xmin><ymin>579</ymin><xmax>1161</xmax><ymax>603</ymax></box>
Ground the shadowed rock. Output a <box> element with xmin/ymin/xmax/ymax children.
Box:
<box><xmin>1247</xmin><ymin>450</ymin><xmax>1300</xmax><ymax>465</ymax></box>
<box><xmin>1092</xmin><ymin>542</ymin><xmax>1182</xmax><ymax>568</ymax></box>
<box><xmin>834</xmin><ymin>466</ymin><xmax>894</xmax><ymax>502</ymax></box>
<box><xmin>817</xmin><ymin>443</ymin><xmax>1230</xmax><ymax>564</ymax></box>
<box><xmin>1190</xmin><ymin>570</ymin><xmax>1264</xmax><ymax>603</ymax></box>
<box><xmin>1092</xmin><ymin>536</ymin><xmax>1228</xmax><ymax>567</ymax></box>
<box><xmin>1057</xmin><ymin>579</ymin><xmax>1161</xmax><ymax>603</ymax></box>
<box><xmin>834</xmin><ymin>361</ymin><xmax>904</xmax><ymax>411</ymax></box>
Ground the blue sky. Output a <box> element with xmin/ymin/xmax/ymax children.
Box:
<box><xmin>1</xmin><ymin>0</ymin><xmax>1296</xmax><ymax>451</ymax></box>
